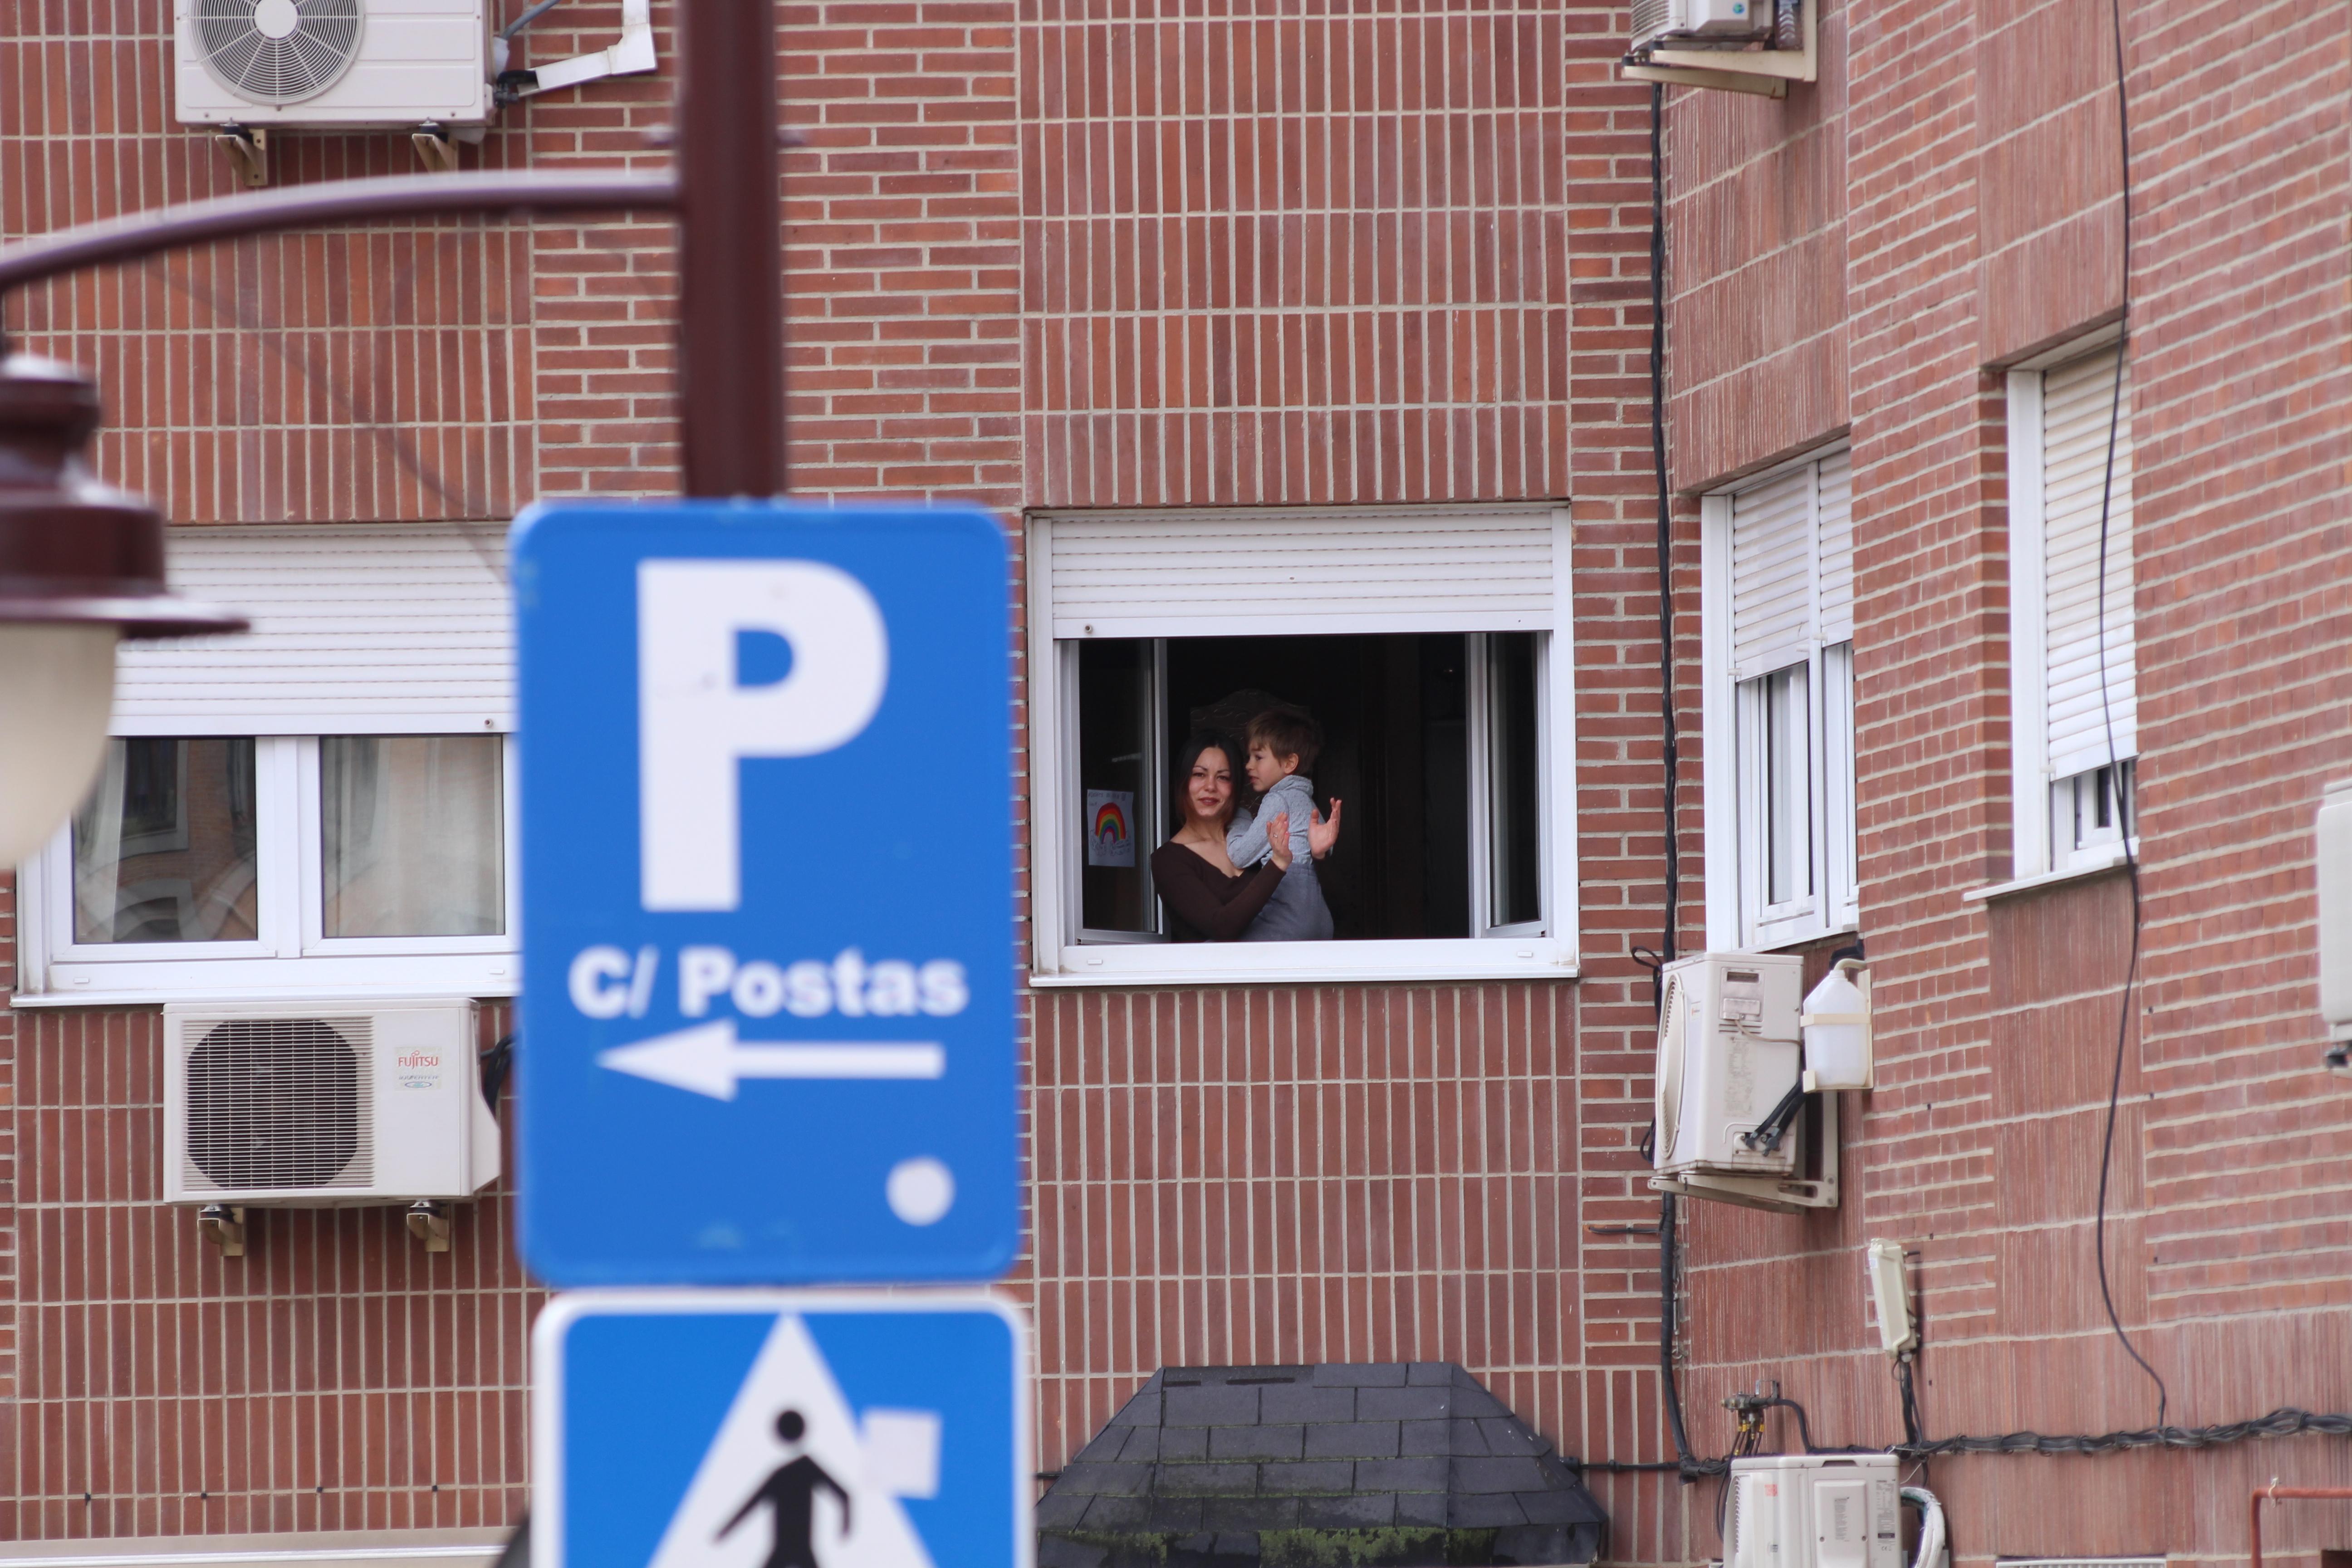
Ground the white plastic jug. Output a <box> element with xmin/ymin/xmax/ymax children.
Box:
<box><xmin>1800</xmin><ymin>959</ymin><xmax>1872</xmax><ymax>1090</ymax></box>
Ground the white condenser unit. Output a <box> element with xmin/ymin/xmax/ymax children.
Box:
<box><xmin>163</xmin><ymin>999</ymin><xmax>500</xmax><ymax>1205</ymax></box>
<box><xmin>1725</xmin><ymin>1455</ymin><xmax>1902</xmax><ymax>1568</ymax></box>
<box><xmin>1651</xmin><ymin>951</ymin><xmax>1804</xmax><ymax>1178</ymax></box>
<box><xmin>175</xmin><ymin>0</ymin><xmax>495</xmax><ymax>130</ymax></box>
<box><xmin>1629</xmin><ymin>0</ymin><xmax>1771</xmax><ymax>53</ymax></box>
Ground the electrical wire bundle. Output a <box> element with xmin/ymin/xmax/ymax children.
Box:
<box><xmin>1898</xmin><ymin>1407</ymin><xmax>2352</xmax><ymax>1459</ymax></box>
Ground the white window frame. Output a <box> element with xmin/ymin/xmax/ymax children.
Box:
<box><xmin>2004</xmin><ymin>326</ymin><xmax>2138</xmax><ymax>884</ymax></box>
<box><xmin>1702</xmin><ymin>445</ymin><xmax>1859</xmax><ymax>952</ymax></box>
<box><xmin>1027</xmin><ymin>506</ymin><xmax>1579</xmax><ymax>986</ymax></box>
<box><xmin>16</xmin><ymin>732</ymin><xmax>521</xmax><ymax>1006</ymax></box>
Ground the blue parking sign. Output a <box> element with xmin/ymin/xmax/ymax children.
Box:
<box><xmin>534</xmin><ymin>1291</ymin><xmax>1031</xmax><ymax>1568</ymax></box>
<box><xmin>512</xmin><ymin>503</ymin><xmax>1015</xmax><ymax>1285</ymax></box>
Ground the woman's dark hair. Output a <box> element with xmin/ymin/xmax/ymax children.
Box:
<box><xmin>1171</xmin><ymin>730</ymin><xmax>1244</xmax><ymax>829</ymax></box>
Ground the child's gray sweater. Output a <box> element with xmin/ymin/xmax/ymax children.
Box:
<box><xmin>1225</xmin><ymin>773</ymin><xmax>1334</xmax><ymax>941</ymax></box>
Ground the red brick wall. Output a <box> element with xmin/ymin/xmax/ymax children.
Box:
<box><xmin>1657</xmin><ymin>0</ymin><xmax>2352</xmax><ymax>1558</ymax></box>
<box><xmin>0</xmin><ymin>1004</ymin><xmax>532</xmax><ymax>1538</ymax></box>
<box><xmin>1025</xmin><ymin>983</ymin><xmax>1583</xmax><ymax>1479</ymax></box>
<box><xmin>1017</xmin><ymin>0</ymin><xmax>1572</xmax><ymax>507</ymax></box>
<box><xmin>1661</xmin><ymin>0</ymin><xmax>1849</xmax><ymax>492</ymax></box>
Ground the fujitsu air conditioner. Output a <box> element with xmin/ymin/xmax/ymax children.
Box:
<box><xmin>174</xmin><ymin>0</ymin><xmax>497</xmax><ymax>131</ymax></box>
<box><xmin>163</xmin><ymin>999</ymin><xmax>500</xmax><ymax>1205</ymax></box>
<box><xmin>1651</xmin><ymin>952</ymin><xmax>1804</xmax><ymax>1178</ymax></box>
<box><xmin>1724</xmin><ymin>1454</ymin><xmax>1903</xmax><ymax>1568</ymax></box>
<box><xmin>1629</xmin><ymin>0</ymin><xmax>1772</xmax><ymax>54</ymax></box>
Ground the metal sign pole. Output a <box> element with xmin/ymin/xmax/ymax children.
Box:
<box><xmin>677</xmin><ymin>0</ymin><xmax>786</xmax><ymax>498</ymax></box>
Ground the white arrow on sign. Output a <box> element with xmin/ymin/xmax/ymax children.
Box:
<box><xmin>598</xmin><ymin>1020</ymin><xmax>945</xmax><ymax>1101</ymax></box>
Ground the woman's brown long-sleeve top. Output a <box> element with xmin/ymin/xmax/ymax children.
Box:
<box><xmin>1150</xmin><ymin>841</ymin><xmax>1284</xmax><ymax>941</ymax></box>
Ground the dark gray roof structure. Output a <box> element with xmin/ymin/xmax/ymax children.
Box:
<box><xmin>1037</xmin><ymin>1363</ymin><xmax>1607</xmax><ymax>1568</ymax></box>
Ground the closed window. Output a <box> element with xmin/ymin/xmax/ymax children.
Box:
<box><xmin>15</xmin><ymin>525</ymin><xmax>518</xmax><ymax>1003</ymax></box>
<box><xmin>1703</xmin><ymin>449</ymin><xmax>1858</xmax><ymax>950</ymax></box>
<box><xmin>1029</xmin><ymin>506</ymin><xmax>1575</xmax><ymax>984</ymax></box>
<box><xmin>2007</xmin><ymin>341</ymin><xmax>2136</xmax><ymax>877</ymax></box>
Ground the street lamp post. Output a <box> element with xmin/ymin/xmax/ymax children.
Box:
<box><xmin>0</xmin><ymin>354</ymin><xmax>246</xmax><ymax>862</ymax></box>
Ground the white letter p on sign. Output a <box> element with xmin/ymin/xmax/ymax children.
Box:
<box><xmin>638</xmin><ymin>560</ymin><xmax>887</xmax><ymax>911</ymax></box>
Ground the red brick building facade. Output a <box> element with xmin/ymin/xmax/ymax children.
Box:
<box><xmin>0</xmin><ymin>0</ymin><xmax>2346</xmax><ymax>1559</ymax></box>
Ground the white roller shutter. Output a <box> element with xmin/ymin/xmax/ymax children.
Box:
<box><xmin>111</xmin><ymin>523</ymin><xmax>513</xmax><ymax>735</ymax></box>
<box><xmin>1815</xmin><ymin>449</ymin><xmax>1854</xmax><ymax>644</ymax></box>
<box><xmin>1730</xmin><ymin>453</ymin><xmax>1852</xmax><ymax>682</ymax></box>
<box><xmin>1038</xmin><ymin>507</ymin><xmax>1558</xmax><ymax>637</ymax></box>
<box><xmin>2041</xmin><ymin>348</ymin><xmax>2136</xmax><ymax>778</ymax></box>
<box><xmin>1730</xmin><ymin>467</ymin><xmax>1814</xmax><ymax>680</ymax></box>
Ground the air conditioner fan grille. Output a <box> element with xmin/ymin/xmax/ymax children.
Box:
<box><xmin>194</xmin><ymin>0</ymin><xmax>363</xmax><ymax>104</ymax></box>
<box><xmin>182</xmin><ymin>1016</ymin><xmax>375</xmax><ymax>1193</ymax></box>
<box><xmin>1630</xmin><ymin>0</ymin><xmax>1675</xmax><ymax>45</ymax></box>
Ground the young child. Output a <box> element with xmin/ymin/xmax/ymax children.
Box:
<box><xmin>1226</xmin><ymin>706</ymin><xmax>1336</xmax><ymax>941</ymax></box>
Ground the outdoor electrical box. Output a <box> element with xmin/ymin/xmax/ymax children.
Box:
<box><xmin>2315</xmin><ymin>779</ymin><xmax>2352</xmax><ymax>1061</ymax></box>
<box><xmin>1725</xmin><ymin>1454</ymin><xmax>1902</xmax><ymax>1568</ymax></box>
<box><xmin>1865</xmin><ymin>1239</ymin><xmax>1918</xmax><ymax>1357</ymax></box>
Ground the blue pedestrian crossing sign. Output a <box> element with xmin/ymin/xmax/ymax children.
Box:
<box><xmin>511</xmin><ymin>503</ymin><xmax>1016</xmax><ymax>1286</ymax></box>
<box><xmin>534</xmin><ymin>1292</ymin><xmax>1031</xmax><ymax>1568</ymax></box>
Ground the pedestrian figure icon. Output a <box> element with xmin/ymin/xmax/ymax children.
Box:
<box><xmin>536</xmin><ymin>1294</ymin><xmax>1026</xmax><ymax>1568</ymax></box>
<box><xmin>720</xmin><ymin>1410</ymin><xmax>852</xmax><ymax>1568</ymax></box>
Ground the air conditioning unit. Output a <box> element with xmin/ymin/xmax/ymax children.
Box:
<box><xmin>1652</xmin><ymin>952</ymin><xmax>1803</xmax><ymax>1176</ymax></box>
<box><xmin>174</xmin><ymin>0</ymin><xmax>496</xmax><ymax>131</ymax></box>
<box><xmin>163</xmin><ymin>999</ymin><xmax>500</xmax><ymax>1205</ymax></box>
<box><xmin>1725</xmin><ymin>1454</ymin><xmax>1902</xmax><ymax>1568</ymax></box>
<box><xmin>1630</xmin><ymin>0</ymin><xmax>1772</xmax><ymax>53</ymax></box>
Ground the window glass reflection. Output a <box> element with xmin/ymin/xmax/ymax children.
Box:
<box><xmin>74</xmin><ymin>738</ymin><xmax>260</xmax><ymax>943</ymax></box>
<box><xmin>1487</xmin><ymin>632</ymin><xmax>1543</xmax><ymax>929</ymax></box>
<box><xmin>1763</xmin><ymin>662</ymin><xmax>1812</xmax><ymax>906</ymax></box>
<box><xmin>322</xmin><ymin>735</ymin><xmax>505</xmax><ymax>938</ymax></box>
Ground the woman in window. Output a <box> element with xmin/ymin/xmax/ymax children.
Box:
<box><xmin>1151</xmin><ymin>732</ymin><xmax>1339</xmax><ymax>941</ymax></box>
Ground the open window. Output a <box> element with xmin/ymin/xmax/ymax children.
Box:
<box><xmin>1029</xmin><ymin>506</ymin><xmax>1576</xmax><ymax>984</ymax></box>
<box><xmin>14</xmin><ymin>524</ymin><xmax>520</xmax><ymax>1004</ymax></box>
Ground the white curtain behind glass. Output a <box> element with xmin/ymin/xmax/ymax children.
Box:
<box><xmin>322</xmin><ymin>736</ymin><xmax>504</xmax><ymax>938</ymax></box>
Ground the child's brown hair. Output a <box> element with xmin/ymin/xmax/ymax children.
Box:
<box><xmin>1246</xmin><ymin>706</ymin><xmax>1323</xmax><ymax>775</ymax></box>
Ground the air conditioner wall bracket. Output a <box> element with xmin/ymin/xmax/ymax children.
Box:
<box><xmin>407</xmin><ymin>1200</ymin><xmax>454</xmax><ymax>1252</ymax></box>
<box><xmin>198</xmin><ymin>1203</ymin><xmax>247</xmax><ymax>1257</ymax></box>
<box><xmin>216</xmin><ymin>125</ymin><xmax>268</xmax><ymax>187</ymax></box>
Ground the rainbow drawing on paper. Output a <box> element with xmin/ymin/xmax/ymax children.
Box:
<box><xmin>1086</xmin><ymin>789</ymin><xmax>1136</xmax><ymax>867</ymax></box>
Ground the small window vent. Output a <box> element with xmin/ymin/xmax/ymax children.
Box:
<box><xmin>181</xmin><ymin>1016</ymin><xmax>375</xmax><ymax>1193</ymax></box>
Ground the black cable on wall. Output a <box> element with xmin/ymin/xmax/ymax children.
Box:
<box><xmin>1643</xmin><ymin>78</ymin><xmax>1702</xmax><ymax>1482</ymax></box>
<box><xmin>2087</xmin><ymin>0</ymin><xmax>2169</xmax><ymax>1427</ymax></box>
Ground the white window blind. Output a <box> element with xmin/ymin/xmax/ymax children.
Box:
<box><xmin>1816</xmin><ymin>449</ymin><xmax>1853</xmax><ymax>642</ymax></box>
<box><xmin>110</xmin><ymin>523</ymin><xmax>514</xmax><ymax>736</ymax></box>
<box><xmin>2041</xmin><ymin>348</ymin><xmax>2136</xmax><ymax>779</ymax></box>
<box><xmin>1730</xmin><ymin>456</ymin><xmax>1850</xmax><ymax>680</ymax></box>
<box><xmin>1038</xmin><ymin>508</ymin><xmax>1557</xmax><ymax>638</ymax></box>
